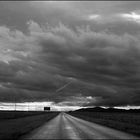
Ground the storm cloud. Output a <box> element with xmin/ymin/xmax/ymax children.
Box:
<box><xmin>0</xmin><ymin>1</ymin><xmax>140</xmax><ymax>108</ymax></box>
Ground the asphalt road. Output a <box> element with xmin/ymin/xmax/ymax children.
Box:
<box><xmin>22</xmin><ymin>113</ymin><xmax>139</xmax><ymax>139</ymax></box>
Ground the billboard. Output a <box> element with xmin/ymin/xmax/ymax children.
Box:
<box><xmin>44</xmin><ymin>107</ymin><xmax>50</xmax><ymax>111</ymax></box>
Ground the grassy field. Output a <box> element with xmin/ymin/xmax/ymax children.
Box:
<box><xmin>0</xmin><ymin>110</ymin><xmax>50</xmax><ymax>120</ymax></box>
<box><xmin>68</xmin><ymin>111</ymin><xmax>140</xmax><ymax>136</ymax></box>
<box><xmin>0</xmin><ymin>111</ymin><xmax>59</xmax><ymax>139</ymax></box>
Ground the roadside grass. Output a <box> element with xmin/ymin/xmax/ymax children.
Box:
<box><xmin>0</xmin><ymin>110</ymin><xmax>48</xmax><ymax>120</ymax></box>
<box><xmin>68</xmin><ymin>112</ymin><xmax>140</xmax><ymax>137</ymax></box>
<box><xmin>0</xmin><ymin>111</ymin><xmax>59</xmax><ymax>139</ymax></box>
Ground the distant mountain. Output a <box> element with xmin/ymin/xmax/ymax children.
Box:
<box><xmin>75</xmin><ymin>107</ymin><xmax>105</xmax><ymax>112</ymax></box>
<box><xmin>73</xmin><ymin>107</ymin><xmax>140</xmax><ymax>113</ymax></box>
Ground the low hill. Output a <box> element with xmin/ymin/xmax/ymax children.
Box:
<box><xmin>73</xmin><ymin>107</ymin><xmax>140</xmax><ymax>113</ymax></box>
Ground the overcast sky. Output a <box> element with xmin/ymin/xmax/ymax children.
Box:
<box><xmin>0</xmin><ymin>1</ymin><xmax>140</xmax><ymax>109</ymax></box>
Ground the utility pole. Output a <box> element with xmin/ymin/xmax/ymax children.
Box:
<box><xmin>28</xmin><ymin>102</ymin><xmax>29</xmax><ymax>111</ymax></box>
<box><xmin>14</xmin><ymin>96</ymin><xmax>16</xmax><ymax>111</ymax></box>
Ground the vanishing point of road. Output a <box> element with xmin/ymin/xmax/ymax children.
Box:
<box><xmin>21</xmin><ymin>113</ymin><xmax>139</xmax><ymax>139</ymax></box>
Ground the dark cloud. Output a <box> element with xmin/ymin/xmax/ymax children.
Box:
<box><xmin>0</xmin><ymin>2</ymin><xmax>140</xmax><ymax>108</ymax></box>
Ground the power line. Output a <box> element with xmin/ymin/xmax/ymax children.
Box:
<box><xmin>55</xmin><ymin>81</ymin><xmax>72</xmax><ymax>93</ymax></box>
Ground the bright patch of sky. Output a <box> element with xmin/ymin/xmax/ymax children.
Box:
<box><xmin>120</xmin><ymin>12</ymin><xmax>140</xmax><ymax>23</ymax></box>
<box><xmin>0</xmin><ymin>102</ymin><xmax>81</xmax><ymax>111</ymax></box>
